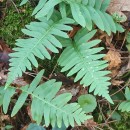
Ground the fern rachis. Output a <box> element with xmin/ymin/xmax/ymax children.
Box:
<box><xmin>3</xmin><ymin>70</ymin><xmax>91</xmax><ymax>128</ymax></box>
<box><xmin>6</xmin><ymin>16</ymin><xmax>74</xmax><ymax>87</ymax></box>
<box><xmin>58</xmin><ymin>29</ymin><xmax>113</xmax><ymax>103</ymax></box>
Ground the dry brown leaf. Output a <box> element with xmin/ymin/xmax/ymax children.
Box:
<box><xmin>126</xmin><ymin>55</ymin><xmax>130</xmax><ymax>70</ymax></box>
<box><xmin>84</xmin><ymin>119</ymin><xmax>97</xmax><ymax>130</ymax></box>
<box><xmin>13</xmin><ymin>77</ymin><xmax>28</xmax><ymax>87</ymax></box>
<box><xmin>111</xmin><ymin>69</ymin><xmax>120</xmax><ymax>77</ymax></box>
<box><xmin>0</xmin><ymin>115</ymin><xmax>10</xmax><ymax>121</ymax></box>
<box><xmin>99</xmin><ymin>31</ymin><xmax>113</xmax><ymax>48</ymax></box>
<box><xmin>112</xmin><ymin>80</ymin><xmax>124</xmax><ymax>86</ymax></box>
<box><xmin>27</xmin><ymin>106</ymin><xmax>33</xmax><ymax>122</ymax></box>
<box><xmin>68</xmin><ymin>26</ymin><xmax>81</xmax><ymax>38</ymax></box>
<box><xmin>107</xmin><ymin>0</ymin><xmax>130</xmax><ymax>23</ymax></box>
<box><xmin>108</xmin><ymin>0</ymin><xmax>130</xmax><ymax>13</ymax></box>
<box><xmin>0</xmin><ymin>70</ymin><xmax>7</xmax><ymax>85</ymax></box>
<box><xmin>117</xmin><ymin>55</ymin><xmax>130</xmax><ymax>76</ymax></box>
<box><xmin>104</xmin><ymin>50</ymin><xmax>121</xmax><ymax>69</ymax></box>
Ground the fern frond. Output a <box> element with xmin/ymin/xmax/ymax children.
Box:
<box><xmin>32</xmin><ymin>0</ymin><xmax>122</xmax><ymax>35</ymax></box>
<box><xmin>5</xmin><ymin>16</ymin><xmax>74</xmax><ymax>88</ymax></box>
<box><xmin>3</xmin><ymin>70</ymin><xmax>91</xmax><ymax>128</ymax></box>
<box><xmin>58</xmin><ymin>29</ymin><xmax>113</xmax><ymax>103</ymax></box>
<box><xmin>118</xmin><ymin>101</ymin><xmax>130</xmax><ymax>112</ymax></box>
<box><xmin>118</xmin><ymin>87</ymin><xmax>130</xmax><ymax>112</ymax></box>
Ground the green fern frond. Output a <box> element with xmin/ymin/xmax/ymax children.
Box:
<box><xmin>118</xmin><ymin>87</ymin><xmax>130</xmax><ymax>112</ymax></box>
<box><xmin>20</xmin><ymin>0</ymin><xmax>123</xmax><ymax>35</ymax></box>
<box><xmin>58</xmin><ymin>29</ymin><xmax>113</xmax><ymax>103</ymax></box>
<box><xmin>32</xmin><ymin>0</ymin><xmax>122</xmax><ymax>35</ymax></box>
<box><xmin>118</xmin><ymin>101</ymin><xmax>130</xmax><ymax>112</ymax></box>
<box><xmin>3</xmin><ymin>70</ymin><xmax>91</xmax><ymax>128</ymax></box>
<box><xmin>5</xmin><ymin>16</ymin><xmax>74</xmax><ymax>88</ymax></box>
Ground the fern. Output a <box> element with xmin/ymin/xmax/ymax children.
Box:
<box><xmin>3</xmin><ymin>0</ymin><xmax>128</xmax><ymax>129</ymax></box>
<box><xmin>3</xmin><ymin>70</ymin><xmax>91</xmax><ymax>128</ymax></box>
<box><xmin>21</xmin><ymin>0</ymin><xmax>123</xmax><ymax>35</ymax></box>
<box><xmin>118</xmin><ymin>87</ymin><xmax>130</xmax><ymax>112</ymax></box>
<box><xmin>6</xmin><ymin>14</ymin><xmax>74</xmax><ymax>87</ymax></box>
<box><xmin>58</xmin><ymin>28</ymin><xmax>113</xmax><ymax>103</ymax></box>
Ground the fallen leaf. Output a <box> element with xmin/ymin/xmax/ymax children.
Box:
<box><xmin>99</xmin><ymin>31</ymin><xmax>114</xmax><ymax>48</ymax></box>
<box><xmin>0</xmin><ymin>70</ymin><xmax>7</xmax><ymax>85</ymax></box>
<box><xmin>117</xmin><ymin>55</ymin><xmax>130</xmax><ymax>77</ymax></box>
<box><xmin>84</xmin><ymin>119</ymin><xmax>97</xmax><ymax>130</ymax></box>
<box><xmin>68</xmin><ymin>26</ymin><xmax>81</xmax><ymax>38</ymax></box>
<box><xmin>104</xmin><ymin>50</ymin><xmax>121</xmax><ymax>69</ymax></box>
<box><xmin>126</xmin><ymin>55</ymin><xmax>130</xmax><ymax>70</ymax></box>
<box><xmin>12</xmin><ymin>77</ymin><xmax>28</xmax><ymax>88</ymax></box>
<box><xmin>27</xmin><ymin>106</ymin><xmax>33</xmax><ymax>122</ymax></box>
<box><xmin>112</xmin><ymin>80</ymin><xmax>124</xmax><ymax>86</ymax></box>
<box><xmin>108</xmin><ymin>0</ymin><xmax>130</xmax><ymax>13</ymax></box>
<box><xmin>1</xmin><ymin>115</ymin><xmax>10</xmax><ymax>121</ymax></box>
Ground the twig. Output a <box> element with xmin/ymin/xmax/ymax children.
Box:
<box><xmin>24</xmin><ymin>72</ymin><xmax>49</xmax><ymax>80</ymax></box>
<box><xmin>10</xmin><ymin>0</ymin><xmax>20</xmax><ymax>14</ymax></box>
<box><xmin>49</xmin><ymin>63</ymin><xmax>58</xmax><ymax>79</ymax></box>
<box><xmin>106</xmin><ymin>104</ymin><xmax>119</xmax><ymax>122</ymax></box>
<box><xmin>110</xmin><ymin>85</ymin><xmax>126</xmax><ymax>97</ymax></box>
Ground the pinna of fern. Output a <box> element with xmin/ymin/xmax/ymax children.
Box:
<box><xmin>58</xmin><ymin>28</ymin><xmax>113</xmax><ymax>104</ymax></box>
<box><xmin>118</xmin><ymin>87</ymin><xmax>130</xmax><ymax>112</ymax></box>
<box><xmin>2</xmin><ymin>70</ymin><xmax>92</xmax><ymax>128</ymax></box>
<box><xmin>5</xmin><ymin>13</ymin><xmax>74</xmax><ymax>88</ymax></box>
<box><xmin>20</xmin><ymin>0</ymin><xmax>124</xmax><ymax>35</ymax></box>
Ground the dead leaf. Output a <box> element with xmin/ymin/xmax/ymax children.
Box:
<box><xmin>84</xmin><ymin>119</ymin><xmax>97</xmax><ymax>130</ymax></box>
<box><xmin>12</xmin><ymin>77</ymin><xmax>28</xmax><ymax>87</ymax></box>
<box><xmin>99</xmin><ymin>31</ymin><xmax>114</xmax><ymax>48</ymax></box>
<box><xmin>117</xmin><ymin>55</ymin><xmax>130</xmax><ymax>76</ymax></box>
<box><xmin>112</xmin><ymin>80</ymin><xmax>124</xmax><ymax>86</ymax></box>
<box><xmin>104</xmin><ymin>50</ymin><xmax>121</xmax><ymax>69</ymax></box>
<box><xmin>0</xmin><ymin>70</ymin><xmax>7</xmax><ymax>85</ymax></box>
<box><xmin>108</xmin><ymin>0</ymin><xmax>130</xmax><ymax>13</ymax></box>
<box><xmin>126</xmin><ymin>55</ymin><xmax>130</xmax><ymax>70</ymax></box>
<box><xmin>111</xmin><ymin>69</ymin><xmax>120</xmax><ymax>78</ymax></box>
<box><xmin>0</xmin><ymin>115</ymin><xmax>10</xmax><ymax>121</ymax></box>
<box><xmin>27</xmin><ymin>106</ymin><xmax>33</xmax><ymax>122</ymax></box>
<box><xmin>68</xmin><ymin>26</ymin><xmax>81</xmax><ymax>38</ymax></box>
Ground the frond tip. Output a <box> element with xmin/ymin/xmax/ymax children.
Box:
<box><xmin>58</xmin><ymin>28</ymin><xmax>113</xmax><ymax>104</ymax></box>
<box><xmin>3</xmin><ymin>70</ymin><xmax>91</xmax><ymax>128</ymax></box>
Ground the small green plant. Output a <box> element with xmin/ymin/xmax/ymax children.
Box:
<box><xmin>126</xmin><ymin>31</ymin><xmax>130</xmax><ymax>51</ymax></box>
<box><xmin>118</xmin><ymin>87</ymin><xmax>130</xmax><ymax>112</ymax></box>
<box><xmin>1</xmin><ymin>0</ymin><xmax>129</xmax><ymax>129</ymax></box>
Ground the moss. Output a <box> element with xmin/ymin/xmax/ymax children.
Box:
<box><xmin>0</xmin><ymin>0</ymin><xmax>34</xmax><ymax>47</ymax></box>
<box><xmin>110</xmin><ymin>112</ymin><xmax>130</xmax><ymax>130</ymax></box>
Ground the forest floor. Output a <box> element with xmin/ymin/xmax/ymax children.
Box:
<box><xmin>0</xmin><ymin>0</ymin><xmax>130</xmax><ymax>130</ymax></box>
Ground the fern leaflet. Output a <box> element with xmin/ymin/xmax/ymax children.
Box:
<box><xmin>5</xmin><ymin>15</ymin><xmax>74</xmax><ymax>88</ymax></box>
<box><xmin>58</xmin><ymin>29</ymin><xmax>113</xmax><ymax>103</ymax></box>
<box><xmin>30</xmin><ymin>0</ymin><xmax>123</xmax><ymax>35</ymax></box>
<box><xmin>3</xmin><ymin>70</ymin><xmax>91</xmax><ymax>128</ymax></box>
<box><xmin>118</xmin><ymin>87</ymin><xmax>130</xmax><ymax>112</ymax></box>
